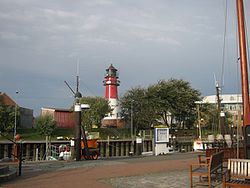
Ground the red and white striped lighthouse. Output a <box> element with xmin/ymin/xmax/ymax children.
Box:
<box><xmin>102</xmin><ymin>64</ymin><xmax>123</xmax><ymax>127</ymax></box>
<box><xmin>104</xmin><ymin>64</ymin><xmax>120</xmax><ymax>100</ymax></box>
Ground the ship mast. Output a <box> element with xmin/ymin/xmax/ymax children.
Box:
<box><xmin>236</xmin><ymin>0</ymin><xmax>250</xmax><ymax>158</ymax></box>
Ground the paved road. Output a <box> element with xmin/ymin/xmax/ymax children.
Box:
<box><xmin>2</xmin><ymin>152</ymin><xmax>222</xmax><ymax>188</ymax></box>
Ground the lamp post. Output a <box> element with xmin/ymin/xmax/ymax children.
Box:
<box><xmin>195</xmin><ymin>101</ymin><xmax>202</xmax><ymax>140</ymax></box>
<box><xmin>131</xmin><ymin>101</ymin><xmax>133</xmax><ymax>140</ymax></box>
<box><xmin>14</xmin><ymin>90</ymin><xmax>19</xmax><ymax>140</ymax></box>
<box><xmin>129</xmin><ymin>100</ymin><xmax>134</xmax><ymax>155</ymax></box>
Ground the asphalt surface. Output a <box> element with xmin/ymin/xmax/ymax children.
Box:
<box><xmin>1</xmin><ymin>152</ymin><xmax>222</xmax><ymax>188</ymax></box>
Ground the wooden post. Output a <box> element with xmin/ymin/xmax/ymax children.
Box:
<box><xmin>45</xmin><ymin>136</ymin><xmax>48</xmax><ymax>160</ymax></box>
<box><xmin>106</xmin><ymin>137</ymin><xmax>110</xmax><ymax>158</ymax></box>
<box><xmin>115</xmin><ymin>142</ymin><xmax>119</xmax><ymax>157</ymax></box>
<box><xmin>25</xmin><ymin>144</ymin><xmax>30</xmax><ymax>161</ymax></box>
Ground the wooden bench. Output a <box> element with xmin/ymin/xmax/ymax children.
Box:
<box><xmin>190</xmin><ymin>151</ymin><xmax>224</xmax><ymax>188</ymax></box>
<box><xmin>205</xmin><ymin>148</ymin><xmax>245</xmax><ymax>162</ymax></box>
<box><xmin>223</xmin><ymin>159</ymin><xmax>250</xmax><ymax>187</ymax></box>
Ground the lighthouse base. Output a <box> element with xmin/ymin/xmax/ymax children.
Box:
<box><xmin>101</xmin><ymin>119</ymin><xmax>125</xmax><ymax>128</ymax></box>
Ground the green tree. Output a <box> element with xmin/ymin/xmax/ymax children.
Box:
<box><xmin>150</xmin><ymin>79</ymin><xmax>201</xmax><ymax>129</ymax></box>
<box><xmin>35</xmin><ymin>114</ymin><xmax>56</xmax><ymax>160</ymax></box>
<box><xmin>197</xmin><ymin>103</ymin><xmax>218</xmax><ymax>130</ymax></box>
<box><xmin>121</xmin><ymin>78</ymin><xmax>201</xmax><ymax>131</ymax></box>
<box><xmin>147</xmin><ymin>82</ymin><xmax>172</xmax><ymax>126</ymax></box>
<box><xmin>168</xmin><ymin>79</ymin><xmax>201</xmax><ymax>129</ymax></box>
<box><xmin>120</xmin><ymin>87</ymin><xmax>158</xmax><ymax>131</ymax></box>
<box><xmin>197</xmin><ymin>103</ymin><xmax>233</xmax><ymax>135</ymax></box>
<box><xmin>35</xmin><ymin>114</ymin><xmax>56</xmax><ymax>136</ymax></box>
<box><xmin>79</xmin><ymin>97</ymin><xmax>111</xmax><ymax>130</ymax></box>
<box><xmin>0</xmin><ymin>97</ymin><xmax>19</xmax><ymax>134</ymax></box>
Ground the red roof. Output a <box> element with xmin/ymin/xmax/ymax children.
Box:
<box><xmin>0</xmin><ymin>92</ymin><xmax>16</xmax><ymax>106</ymax></box>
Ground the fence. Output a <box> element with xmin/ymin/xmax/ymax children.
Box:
<box><xmin>0</xmin><ymin>139</ymin><xmax>193</xmax><ymax>161</ymax></box>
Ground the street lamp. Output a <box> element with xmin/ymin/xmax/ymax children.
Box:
<box><xmin>129</xmin><ymin>101</ymin><xmax>134</xmax><ymax>155</ymax></box>
<box><xmin>14</xmin><ymin>90</ymin><xmax>19</xmax><ymax>140</ymax></box>
<box><xmin>130</xmin><ymin>101</ymin><xmax>133</xmax><ymax>140</ymax></box>
<box><xmin>195</xmin><ymin>101</ymin><xmax>202</xmax><ymax>140</ymax></box>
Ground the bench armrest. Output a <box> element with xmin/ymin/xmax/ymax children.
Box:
<box><xmin>198</xmin><ymin>154</ymin><xmax>210</xmax><ymax>163</ymax></box>
<box><xmin>190</xmin><ymin>163</ymin><xmax>209</xmax><ymax>169</ymax></box>
<box><xmin>190</xmin><ymin>163</ymin><xmax>208</xmax><ymax>167</ymax></box>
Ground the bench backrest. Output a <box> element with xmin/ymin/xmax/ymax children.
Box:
<box><xmin>209</xmin><ymin>151</ymin><xmax>224</xmax><ymax>173</ymax></box>
<box><xmin>206</xmin><ymin>148</ymin><xmax>245</xmax><ymax>162</ymax></box>
<box><xmin>228</xmin><ymin>159</ymin><xmax>250</xmax><ymax>179</ymax></box>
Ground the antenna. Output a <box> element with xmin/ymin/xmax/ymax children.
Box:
<box><xmin>63</xmin><ymin>61</ymin><xmax>90</xmax><ymax>161</ymax></box>
<box><xmin>213</xmin><ymin>73</ymin><xmax>219</xmax><ymax>87</ymax></box>
<box><xmin>64</xmin><ymin>60</ymin><xmax>82</xmax><ymax>99</ymax></box>
<box><xmin>64</xmin><ymin>80</ymin><xmax>75</xmax><ymax>96</ymax></box>
<box><xmin>214</xmin><ymin>73</ymin><xmax>225</xmax><ymax>134</ymax></box>
<box><xmin>76</xmin><ymin>59</ymin><xmax>80</xmax><ymax>93</ymax></box>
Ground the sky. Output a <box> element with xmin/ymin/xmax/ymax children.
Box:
<box><xmin>0</xmin><ymin>0</ymin><xmax>250</xmax><ymax>116</ymax></box>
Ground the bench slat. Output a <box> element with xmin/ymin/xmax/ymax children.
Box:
<box><xmin>224</xmin><ymin>159</ymin><xmax>250</xmax><ymax>187</ymax></box>
<box><xmin>248</xmin><ymin>162</ymin><xmax>250</xmax><ymax>176</ymax></box>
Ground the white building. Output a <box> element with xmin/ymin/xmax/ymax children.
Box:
<box><xmin>202</xmin><ymin>94</ymin><xmax>242</xmax><ymax>115</ymax></box>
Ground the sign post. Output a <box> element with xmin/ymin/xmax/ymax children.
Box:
<box><xmin>154</xmin><ymin>127</ymin><xmax>171</xmax><ymax>155</ymax></box>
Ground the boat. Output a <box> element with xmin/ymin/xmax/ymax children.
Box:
<box><xmin>236</xmin><ymin>0</ymin><xmax>250</xmax><ymax>159</ymax></box>
<box><xmin>193</xmin><ymin>0</ymin><xmax>250</xmax><ymax>158</ymax></box>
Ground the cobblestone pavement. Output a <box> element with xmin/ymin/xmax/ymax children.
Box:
<box><xmin>104</xmin><ymin>169</ymin><xmax>222</xmax><ymax>188</ymax></box>
<box><xmin>2</xmin><ymin>152</ymin><xmax>223</xmax><ymax>188</ymax></box>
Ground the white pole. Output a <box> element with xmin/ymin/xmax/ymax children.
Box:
<box><xmin>197</xmin><ymin>104</ymin><xmax>202</xmax><ymax>140</ymax></box>
<box><xmin>14</xmin><ymin>90</ymin><xmax>18</xmax><ymax>140</ymax></box>
<box><xmin>14</xmin><ymin>104</ymin><xmax>17</xmax><ymax>139</ymax></box>
<box><xmin>36</xmin><ymin>148</ymin><xmax>39</xmax><ymax>161</ymax></box>
<box><xmin>131</xmin><ymin>103</ymin><xmax>133</xmax><ymax>140</ymax></box>
<box><xmin>46</xmin><ymin>135</ymin><xmax>48</xmax><ymax>160</ymax></box>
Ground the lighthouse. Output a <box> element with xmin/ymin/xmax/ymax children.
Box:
<box><xmin>102</xmin><ymin>64</ymin><xmax>124</xmax><ymax>128</ymax></box>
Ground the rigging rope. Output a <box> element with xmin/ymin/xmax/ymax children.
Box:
<box><xmin>220</xmin><ymin>0</ymin><xmax>228</xmax><ymax>91</ymax></box>
<box><xmin>244</xmin><ymin>4</ymin><xmax>250</xmax><ymax>75</ymax></box>
<box><xmin>235</xmin><ymin>1</ymin><xmax>240</xmax><ymax>98</ymax></box>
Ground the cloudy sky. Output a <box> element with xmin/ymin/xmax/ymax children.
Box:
<box><xmin>1</xmin><ymin>0</ymin><xmax>250</xmax><ymax>116</ymax></box>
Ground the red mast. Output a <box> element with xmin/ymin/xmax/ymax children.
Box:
<box><xmin>236</xmin><ymin>0</ymin><xmax>250</xmax><ymax>158</ymax></box>
<box><xmin>236</xmin><ymin>0</ymin><xmax>250</xmax><ymax>126</ymax></box>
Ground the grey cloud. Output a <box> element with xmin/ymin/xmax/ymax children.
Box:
<box><xmin>0</xmin><ymin>0</ymin><xmax>249</xmax><ymax>115</ymax></box>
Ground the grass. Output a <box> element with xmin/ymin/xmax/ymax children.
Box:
<box><xmin>0</xmin><ymin>128</ymin><xmax>75</xmax><ymax>141</ymax></box>
<box><xmin>0</xmin><ymin>127</ymin><xmax>198</xmax><ymax>141</ymax></box>
<box><xmin>0</xmin><ymin>128</ymin><xmax>131</xmax><ymax>141</ymax></box>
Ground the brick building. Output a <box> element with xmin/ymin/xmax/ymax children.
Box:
<box><xmin>41</xmin><ymin>107</ymin><xmax>76</xmax><ymax>128</ymax></box>
<box><xmin>0</xmin><ymin>92</ymin><xmax>34</xmax><ymax>128</ymax></box>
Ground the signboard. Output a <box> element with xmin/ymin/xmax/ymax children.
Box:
<box><xmin>136</xmin><ymin>138</ymin><xmax>142</xmax><ymax>144</ymax></box>
<box><xmin>193</xmin><ymin>140</ymin><xmax>205</xmax><ymax>151</ymax></box>
<box><xmin>154</xmin><ymin>128</ymin><xmax>169</xmax><ymax>143</ymax></box>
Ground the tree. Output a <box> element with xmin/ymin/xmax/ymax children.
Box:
<box><xmin>147</xmin><ymin>82</ymin><xmax>172</xmax><ymax>126</ymax></box>
<box><xmin>149</xmin><ymin>79</ymin><xmax>201</xmax><ymax>129</ymax></box>
<box><xmin>35</xmin><ymin>114</ymin><xmax>57</xmax><ymax>160</ymax></box>
<box><xmin>0</xmin><ymin>97</ymin><xmax>19</xmax><ymax>134</ymax></box>
<box><xmin>120</xmin><ymin>87</ymin><xmax>158</xmax><ymax>131</ymax></box>
<box><xmin>35</xmin><ymin>115</ymin><xmax>56</xmax><ymax>136</ymax></box>
<box><xmin>79</xmin><ymin>97</ymin><xmax>111</xmax><ymax>130</ymax></box>
<box><xmin>197</xmin><ymin>103</ymin><xmax>218</xmax><ymax>130</ymax></box>
<box><xmin>120</xmin><ymin>78</ymin><xmax>201</xmax><ymax>130</ymax></box>
<box><xmin>168</xmin><ymin>79</ymin><xmax>201</xmax><ymax>128</ymax></box>
<box><xmin>197</xmin><ymin>103</ymin><xmax>233</xmax><ymax>134</ymax></box>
